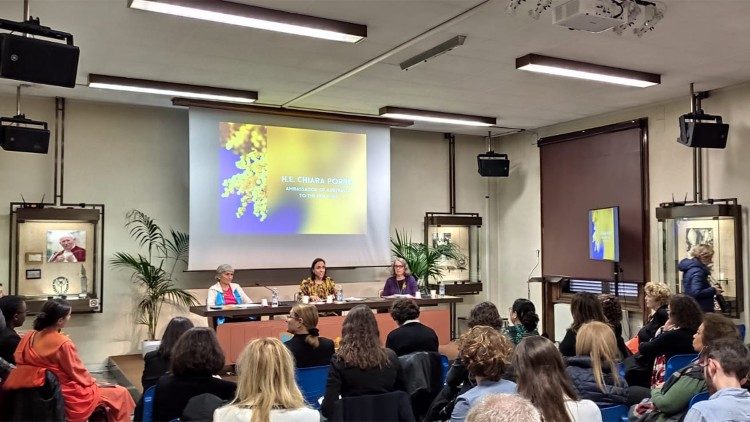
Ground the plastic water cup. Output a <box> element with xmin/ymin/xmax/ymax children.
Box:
<box><xmin>302</xmin><ymin>295</ymin><xmax>310</xmax><ymax>304</ymax></box>
<box><xmin>261</xmin><ymin>298</ymin><xmax>268</xmax><ymax>306</ymax></box>
<box><xmin>430</xmin><ymin>290</ymin><xmax>437</xmax><ymax>299</ymax></box>
<box><xmin>415</xmin><ymin>291</ymin><xmax>422</xmax><ymax>299</ymax></box>
<box><xmin>326</xmin><ymin>295</ymin><xmax>334</xmax><ymax>304</ymax></box>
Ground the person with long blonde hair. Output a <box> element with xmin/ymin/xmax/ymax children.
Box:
<box><xmin>320</xmin><ymin>305</ymin><xmax>403</xmax><ymax>419</ymax></box>
<box><xmin>285</xmin><ymin>303</ymin><xmax>335</xmax><ymax>368</ymax></box>
<box><xmin>214</xmin><ymin>338</ymin><xmax>319</xmax><ymax>422</ymax></box>
<box><xmin>565</xmin><ymin>321</ymin><xmax>628</xmax><ymax>407</ymax></box>
<box><xmin>513</xmin><ymin>336</ymin><xmax>601</xmax><ymax>422</ymax></box>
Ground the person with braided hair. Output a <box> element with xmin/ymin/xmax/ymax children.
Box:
<box><xmin>284</xmin><ymin>303</ymin><xmax>335</xmax><ymax>368</ymax></box>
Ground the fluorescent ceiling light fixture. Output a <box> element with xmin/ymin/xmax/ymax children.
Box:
<box><xmin>400</xmin><ymin>35</ymin><xmax>467</xmax><ymax>71</ymax></box>
<box><xmin>128</xmin><ymin>0</ymin><xmax>367</xmax><ymax>43</ymax></box>
<box><xmin>379</xmin><ymin>107</ymin><xmax>496</xmax><ymax>127</ymax></box>
<box><xmin>516</xmin><ymin>54</ymin><xmax>661</xmax><ymax>87</ymax></box>
<box><xmin>88</xmin><ymin>74</ymin><xmax>258</xmax><ymax>104</ymax></box>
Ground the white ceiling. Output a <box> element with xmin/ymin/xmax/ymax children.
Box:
<box><xmin>1</xmin><ymin>0</ymin><xmax>749</xmax><ymax>135</ymax></box>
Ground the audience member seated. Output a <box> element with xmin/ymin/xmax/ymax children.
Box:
<box><xmin>465</xmin><ymin>394</ymin><xmax>542</xmax><ymax>422</ymax></box>
<box><xmin>381</xmin><ymin>258</ymin><xmax>418</xmax><ymax>297</ymax></box>
<box><xmin>627</xmin><ymin>282</ymin><xmax>671</xmax><ymax>354</ymax></box>
<box><xmin>625</xmin><ymin>294</ymin><xmax>703</xmax><ymax>388</ymax></box>
<box><xmin>0</xmin><ymin>312</ymin><xmax>15</xmax><ymax>383</ymax></box>
<box><xmin>299</xmin><ymin>258</ymin><xmax>337</xmax><ymax>302</ymax></box>
<box><xmin>502</xmin><ymin>298</ymin><xmax>539</xmax><ymax>345</ymax></box>
<box><xmin>5</xmin><ymin>299</ymin><xmax>134</xmax><ymax>422</ymax></box>
<box><xmin>0</xmin><ymin>295</ymin><xmax>26</xmax><ymax>364</ymax></box>
<box><xmin>630</xmin><ymin>313</ymin><xmax>739</xmax><ymax>421</ymax></box>
<box><xmin>559</xmin><ymin>292</ymin><xmax>629</xmax><ymax>359</ymax></box>
<box><xmin>142</xmin><ymin>316</ymin><xmax>194</xmax><ymax>391</ymax></box>
<box><xmin>679</xmin><ymin>244</ymin><xmax>719</xmax><ymax>313</ymax></box>
<box><xmin>214</xmin><ymin>338</ymin><xmax>319</xmax><ymax>422</ymax></box>
<box><xmin>450</xmin><ymin>326</ymin><xmax>516</xmax><ymax>422</ymax></box>
<box><xmin>600</xmin><ymin>294</ymin><xmax>630</xmax><ymax>358</ymax></box>
<box><xmin>284</xmin><ymin>303</ymin><xmax>335</xmax><ymax>368</ymax></box>
<box><xmin>321</xmin><ymin>305</ymin><xmax>404</xmax><ymax>419</ymax></box>
<box><xmin>683</xmin><ymin>338</ymin><xmax>750</xmax><ymax>422</ymax></box>
<box><xmin>426</xmin><ymin>301</ymin><xmax>506</xmax><ymax>421</ymax></box>
<box><xmin>386</xmin><ymin>298</ymin><xmax>439</xmax><ymax>356</ymax></box>
<box><xmin>152</xmin><ymin>327</ymin><xmax>236</xmax><ymax>421</ymax></box>
<box><xmin>207</xmin><ymin>264</ymin><xmax>253</xmax><ymax>307</ymax></box>
<box><xmin>513</xmin><ymin>336</ymin><xmax>602</xmax><ymax>422</ymax></box>
<box><xmin>565</xmin><ymin>321</ymin><xmax>628</xmax><ymax>407</ymax></box>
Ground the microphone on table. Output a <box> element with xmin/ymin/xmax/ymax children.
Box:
<box><xmin>255</xmin><ymin>283</ymin><xmax>275</xmax><ymax>293</ymax></box>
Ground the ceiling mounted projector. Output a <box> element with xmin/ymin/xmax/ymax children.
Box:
<box><xmin>553</xmin><ymin>0</ymin><xmax>625</xmax><ymax>32</ymax></box>
<box><xmin>0</xmin><ymin>115</ymin><xmax>50</xmax><ymax>154</ymax></box>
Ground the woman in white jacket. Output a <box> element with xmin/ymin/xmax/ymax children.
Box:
<box><xmin>214</xmin><ymin>338</ymin><xmax>319</xmax><ymax>422</ymax></box>
<box><xmin>207</xmin><ymin>264</ymin><xmax>253</xmax><ymax>307</ymax></box>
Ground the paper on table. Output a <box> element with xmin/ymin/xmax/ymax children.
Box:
<box><xmin>344</xmin><ymin>297</ymin><xmax>365</xmax><ymax>301</ymax></box>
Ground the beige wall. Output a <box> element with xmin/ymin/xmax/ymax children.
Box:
<box><xmin>490</xmin><ymin>82</ymin><xmax>750</xmax><ymax>333</ymax></box>
<box><xmin>0</xmin><ymin>95</ymin><xmax>489</xmax><ymax>365</ymax></box>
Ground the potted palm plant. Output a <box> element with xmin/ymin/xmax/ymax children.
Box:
<box><xmin>111</xmin><ymin>210</ymin><xmax>198</xmax><ymax>354</ymax></box>
<box><xmin>390</xmin><ymin>229</ymin><xmax>464</xmax><ymax>291</ymax></box>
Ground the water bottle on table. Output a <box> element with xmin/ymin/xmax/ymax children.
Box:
<box><xmin>438</xmin><ymin>281</ymin><xmax>445</xmax><ymax>298</ymax></box>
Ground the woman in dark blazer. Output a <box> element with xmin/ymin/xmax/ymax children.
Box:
<box><xmin>625</xmin><ymin>294</ymin><xmax>703</xmax><ymax>388</ymax></box>
<box><xmin>141</xmin><ymin>317</ymin><xmax>194</xmax><ymax>391</ymax></box>
<box><xmin>321</xmin><ymin>305</ymin><xmax>404</xmax><ymax>419</ymax></box>
<box><xmin>284</xmin><ymin>303</ymin><xmax>335</xmax><ymax>368</ymax></box>
<box><xmin>152</xmin><ymin>328</ymin><xmax>236</xmax><ymax>422</ymax></box>
<box><xmin>637</xmin><ymin>282</ymin><xmax>671</xmax><ymax>344</ymax></box>
<box><xmin>678</xmin><ymin>244</ymin><xmax>721</xmax><ymax>313</ymax></box>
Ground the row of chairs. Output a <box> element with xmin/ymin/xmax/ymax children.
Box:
<box><xmin>600</xmin><ymin>391</ymin><xmax>709</xmax><ymax>422</ymax></box>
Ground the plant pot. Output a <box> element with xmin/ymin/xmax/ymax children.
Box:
<box><xmin>142</xmin><ymin>340</ymin><xmax>161</xmax><ymax>356</ymax></box>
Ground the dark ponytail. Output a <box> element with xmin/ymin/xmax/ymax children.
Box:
<box><xmin>33</xmin><ymin>299</ymin><xmax>71</xmax><ymax>331</ymax></box>
<box><xmin>512</xmin><ymin>298</ymin><xmax>539</xmax><ymax>332</ymax></box>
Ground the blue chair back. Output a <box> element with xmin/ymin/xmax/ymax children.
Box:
<box><xmin>142</xmin><ymin>385</ymin><xmax>156</xmax><ymax>422</ymax></box>
<box><xmin>665</xmin><ymin>354</ymin><xmax>699</xmax><ymax>381</ymax></box>
<box><xmin>295</xmin><ymin>365</ymin><xmax>330</xmax><ymax>410</ymax></box>
<box><xmin>737</xmin><ymin>324</ymin><xmax>746</xmax><ymax>341</ymax></box>
<box><xmin>280</xmin><ymin>332</ymin><xmax>293</xmax><ymax>342</ymax></box>
<box><xmin>689</xmin><ymin>391</ymin><xmax>710</xmax><ymax>407</ymax></box>
<box><xmin>600</xmin><ymin>404</ymin><xmax>628</xmax><ymax>422</ymax></box>
<box><xmin>617</xmin><ymin>362</ymin><xmax>625</xmax><ymax>378</ymax></box>
<box><xmin>440</xmin><ymin>354</ymin><xmax>450</xmax><ymax>384</ymax></box>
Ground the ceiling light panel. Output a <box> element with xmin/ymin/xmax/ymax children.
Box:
<box><xmin>516</xmin><ymin>54</ymin><xmax>661</xmax><ymax>87</ymax></box>
<box><xmin>379</xmin><ymin>107</ymin><xmax>496</xmax><ymax>127</ymax></box>
<box><xmin>128</xmin><ymin>0</ymin><xmax>367</xmax><ymax>43</ymax></box>
<box><xmin>88</xmin><ymin>74</ymin><xmax>258</xmax><ymax>104</ymax></box>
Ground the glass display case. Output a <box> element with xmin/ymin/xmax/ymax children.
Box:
<box><xmin>10</xmin><ymin>206</ymin><xmax>104</xmax><ymax>314</ymax></box>
<box><xmin>424</xmin><ymin>212</ymin><xmax>482</xmax><ymax>294</ymax></box>
<box><xmin>656</xmin><ymin>201</ymin><xmax>743</xmax><ymax>318</ymax></box>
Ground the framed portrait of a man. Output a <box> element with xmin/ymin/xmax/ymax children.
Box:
<box><xmin>47</xmin><ymin>230</ymin><xmax>87</xmax><ymax>263</ymax></box>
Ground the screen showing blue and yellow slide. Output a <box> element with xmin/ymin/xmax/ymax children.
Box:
<box><xmin>589</xmin><ymin>206</ymin><xmax>620</xmax><ymax>262</ymax></box>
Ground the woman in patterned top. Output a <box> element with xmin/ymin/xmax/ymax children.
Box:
<box><xmin>299</xmin><ymin>258</ymin><xmax>336</xmax><ymax>302</ymax></box>
<box><xmin>504</xmin><ymin>298</ymin><xmax>539</xmax><ymax>345</ymax></box>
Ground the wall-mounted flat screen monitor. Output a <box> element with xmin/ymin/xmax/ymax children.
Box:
<box><xmin>589</xmin><ymin>206</ymin><xmax>620</xmax><ymax>262</ymax></box>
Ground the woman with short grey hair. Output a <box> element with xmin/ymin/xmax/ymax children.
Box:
<box><xmin>381</xmin><ymin>257</ymin><xmax>418</xmax><ymax>296</ymax></box>
<box><xmin>207</xmin><ymin>264</ymin><xmax>252</xmax><ymax>308</ymax></box>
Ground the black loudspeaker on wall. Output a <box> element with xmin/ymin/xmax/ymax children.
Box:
<box><xmin>0</xmin><ymin>33</ymin><xmax>79</xmax><ymax>88</ymax></box>
<box><xmin>477</xmin><ymin>152</ymin><xmax>510</xmax><ymax>177</ymax></box>
<box><xmin>0</xmin><ymin>116</ymin><xmax>50</xmax><ymax>154</ymax></box>
<box><xmin>677</xmin><ymin>112</ymin><xmax>729</xmax><ymax>149</ymax></box>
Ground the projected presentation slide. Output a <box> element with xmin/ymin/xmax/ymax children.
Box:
<box><xmin>219</xmin><ymin>123</ymin><xmax>367</xmax><ymax>235</ymax></box>
<box><xmin>589</xmin><ymin>206</ymin><xmax>620</xmax><ymax>261</ymax></box>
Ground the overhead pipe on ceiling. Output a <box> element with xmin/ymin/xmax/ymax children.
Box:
<box><xmin>281</xmin><ymin>0</ymin><xmax>493</xmax><ymax>108</ymax></box>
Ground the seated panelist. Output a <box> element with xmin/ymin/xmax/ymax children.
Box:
<box><xmin>207</xmin><ymin>264</ymin><xmax>252</xmax><ymax>307</ymax></box>
<box><xmin>299</xmin><ymin>258</ymin><xmax>336</xmax><ymax>302</ymax></box>
<box><xmin>381</xmin><ymin>257</ymin><xmax>418</xmax><ymax>297</ymax></box>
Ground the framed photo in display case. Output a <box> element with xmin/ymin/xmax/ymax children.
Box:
<box><xmin>10</xmin><ymin>206</ymin><xmax>104</xmax><ymax>314</ymax></box>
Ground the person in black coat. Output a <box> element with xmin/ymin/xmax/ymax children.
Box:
<box><xmin>558</xmin><ymin>292</ymin><xmax>630</xmax><ymax>359</ymax></box>
<box><xmin>152</xmin><ymin>328</ymin><xmax>236</xmax><ymax>422</ymax></box>
<box><xmin>679</xmin><ymin>244</ymin><xmax>720</xmax><ymax>313</ymax></box>
<box><xmin>624</xmin><ymin>294</ymin><xmax>703</xmax><ymax>388</ymax></box>
<box><xmin>386</xmin><ymin>298</ymin><xmax>438</xmax><ymax>357</ymax></box>
<box><xmin>321</xmin><ymin>305</ymin><xmax>404</xmax><ymax>419</ymax></box>
<box><xmin>0</xmin><ymin>295</ymin><xmax>26</xmax><ymax>364</ymax></box>
<box><xmin>638</xmin><ymin>282</ymin><xmax>671</xmax><ymax>344</ymax></box>
<box><xmin>284</xmin><ymin>303</ymin><xmax>335</xmax><ymax>368</ymax></box>
<box><xmin>141</xmin><ymin>317</ymin><xmax>194</xmax><ymax>391</ymax></box>
<box><xmin>565</xmin><ymin>321</ymin><xmax>628</xmax><ymax>407</ymax></box>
